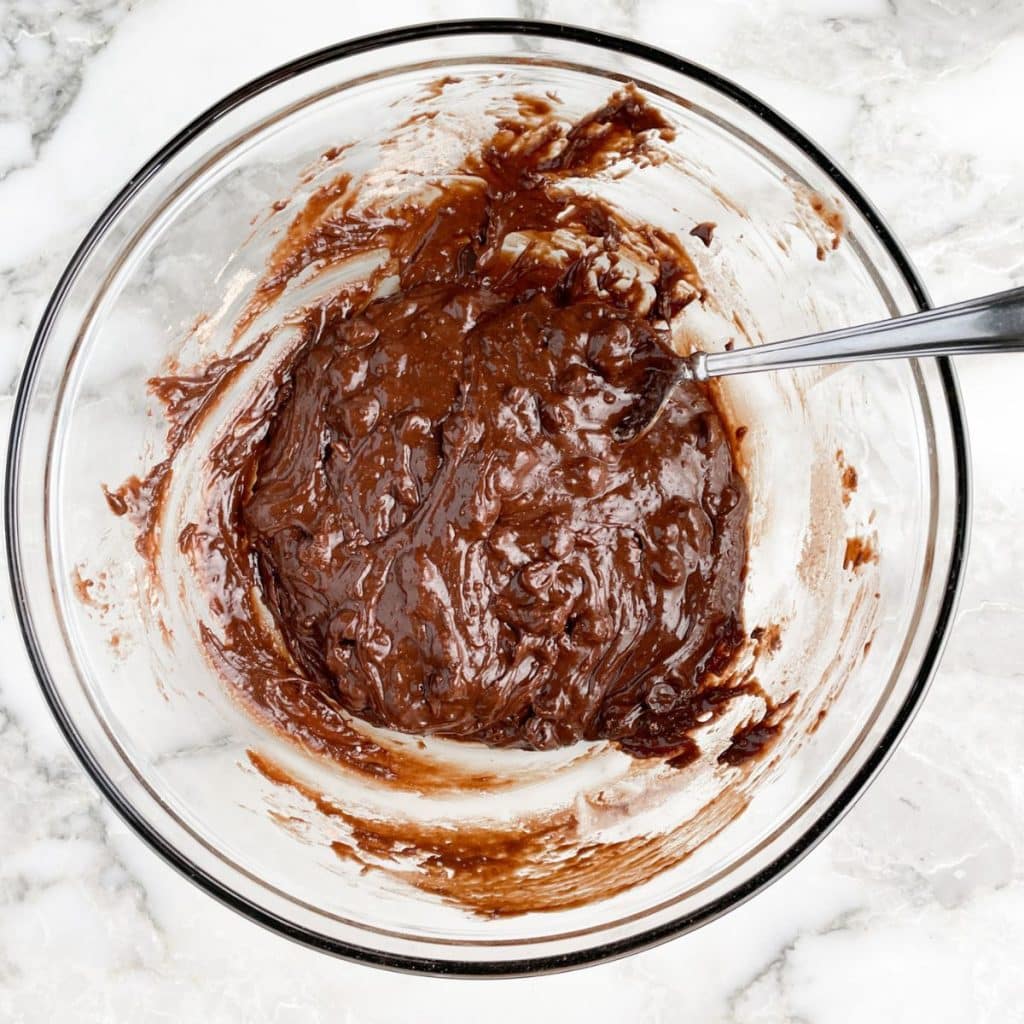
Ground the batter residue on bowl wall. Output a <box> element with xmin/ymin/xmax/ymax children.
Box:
<box><xmin>93</xmin><ymin>78</ymin><xmax>876</xmax><ymax>917</ymax></box>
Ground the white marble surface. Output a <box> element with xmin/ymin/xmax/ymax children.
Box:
<box><xmin>1</xmin><ymin>0</ymin><xmax>1023</xmax><ymax>1019</ymax></box>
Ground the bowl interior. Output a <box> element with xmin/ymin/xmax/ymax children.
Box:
<box><xmin>8</xmin><ymin>25</ymin><xmax>965</xmax><ymax>973</ymax></box>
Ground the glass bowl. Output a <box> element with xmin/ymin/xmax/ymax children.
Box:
<box><xmin>5</xmin><ymin>21</ymin><xmax>969</xmax><ymax>976</ymax></box>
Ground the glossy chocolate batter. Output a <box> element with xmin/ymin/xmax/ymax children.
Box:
<box><xmin>235</xmin><ymin>87</ymin><xmax>749</xmax><ymax>758</ymax></box>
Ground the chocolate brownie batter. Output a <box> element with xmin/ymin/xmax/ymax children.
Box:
<box><xmin>236</xmin><ymin>87</ymin><xmax>749</xmax><ymax>757</ymax></box>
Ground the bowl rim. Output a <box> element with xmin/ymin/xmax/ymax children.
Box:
<box><xmin>5</xmin><ymin>17</ymin><xmax>971</xmax><ymax>978</ymax></box>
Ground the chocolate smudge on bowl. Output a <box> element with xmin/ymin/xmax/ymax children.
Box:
<box><xmin>689</xmin><ymin>221</ymin><xmax>716</xmax><ymax>247</ymax></box>
<box><xmin>248</xmin><ymin>748</ymin><xmax>752</xmax><ymax>917</ymax></box>
<box><xmin>836</xmin><ymin>448</ymin><xmax>859</xmax><ymax>506</ymax></box>
<box><xmin>843</xmin><ymin>535</ymin><xmax>879</xmax><ymax>571</ymax></box>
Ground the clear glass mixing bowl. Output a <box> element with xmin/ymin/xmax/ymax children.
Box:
<box><xmin>5</xmin><ymin>21</ymin><xmax>969</xmax><ymax>975</ymax></box>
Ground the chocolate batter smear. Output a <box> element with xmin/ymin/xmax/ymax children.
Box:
<box><xmin>113</xmin><ymin>85</ymin><xmax>751</xmax><ymax>767</ymax></box>
<box><xmin>237</xmin><ymin>86</ymin><xmax>748</xmax><ymax>758</ymax></box>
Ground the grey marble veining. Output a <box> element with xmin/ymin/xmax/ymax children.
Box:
<box><xmin>0</xmin><ymin>0</ymin><xmax>126</xmax><ymax>176</ymax></box>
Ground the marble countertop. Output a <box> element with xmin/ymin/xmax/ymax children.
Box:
<box><xmin>2</xmin><ymin>0</ymin><xmax>1023</xmax><ymax>1020</ymax></box>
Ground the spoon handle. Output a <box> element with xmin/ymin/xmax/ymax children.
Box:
<box><xmin>695</xmin><ymin>286</ymin><xmax>1024</xmax><ymax>380</ymax></box>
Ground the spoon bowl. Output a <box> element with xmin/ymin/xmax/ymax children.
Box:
<box><xmin>618</xmin><ymin>287</ymin><xmax>1024</xmax><ymax>442</ymax></box>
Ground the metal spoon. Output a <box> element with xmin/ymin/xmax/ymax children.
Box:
<box><xmin>615</xmin><ymin>286</ymin><xmax>1024</xmax><ymax>442</ymax></box>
